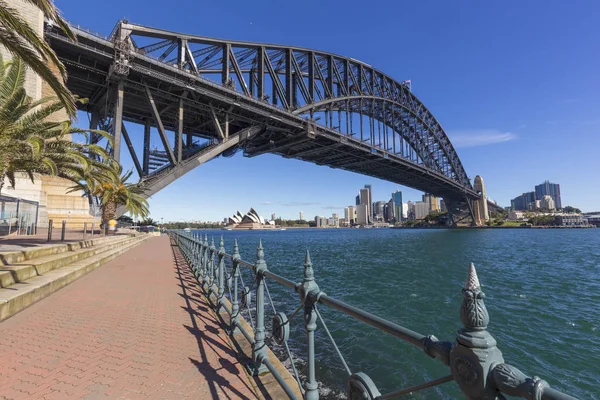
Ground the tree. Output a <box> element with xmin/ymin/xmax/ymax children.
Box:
<box><xmin>69</xmin><ymin>159</ymin><xmax>149</xmax><ymax>226</ymax></box>
<box><xmin>117</xmin><ymin>215</ymin><xmax>133</xmax><ymax>223</ymax></box>
<box><xmin>139</xmin><ymin>218</ymin><xmax>157</xmax><ymax>226</ymax></box>
<box><xmin>562</xmin><ymin>206</ymin><xmax>581</xmax><ymax>214</ymax></box>
<box><xmin>0</xmin><ymin>55</ymin><xmax>109</xmax><ymax>194</ymax></box>
<box><xmin>0</xmin><ymin>0</ymin><xmax>76</xmax><ymax>115</ymax></box>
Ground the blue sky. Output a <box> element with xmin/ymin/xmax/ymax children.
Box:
<box><xmin>59</xmin><ymin>0</ymin><xmax>600</xmax><ymax>221</ymax></box>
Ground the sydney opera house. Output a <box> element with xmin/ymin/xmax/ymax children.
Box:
<box><xmin>226</xmin><ymin>208</ymin><xmax>276</xmax><ymax>230</ymax></box>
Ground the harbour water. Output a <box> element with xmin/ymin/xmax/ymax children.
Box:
<box><xmin>193</xmin><ymin>228</ymin><xmax>600</xmax><ymax>399</ymax></box>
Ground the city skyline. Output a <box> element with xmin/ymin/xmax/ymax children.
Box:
<box><xmin>61</xmin><ymin>0</ymin><xmax>600</xmax><ymax>220</ymax></box>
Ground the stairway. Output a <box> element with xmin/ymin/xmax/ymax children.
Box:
<box><xmin>0</xmin><ymin>233</ymin><xmax>151</xmax><ymax>321</ymax></box>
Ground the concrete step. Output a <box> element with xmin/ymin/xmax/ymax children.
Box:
<box><xmin>0</xmin><ymin>234</ymin><xmax>134</xmax><ymax>265</ymax></box>
<box><xmin>0</xmin><ymin>235</ymin><xmax>140</xmax><ymax>288</ymax></box>
<box><xmin>0</xmin><ymin>234</ymin><xmax>151</xmax><ymax>321</ymax></box>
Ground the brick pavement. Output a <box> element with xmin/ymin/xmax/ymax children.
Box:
<box><xmin>0</xmin><ymin>236</ymin><xmax>260</xmax><ymax>399</ymax></box>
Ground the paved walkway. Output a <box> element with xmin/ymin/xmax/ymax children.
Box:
<box><xmin>0</xmin><ymin>236</ymin><xmax>259</xmax><ymax>399</ymax></box>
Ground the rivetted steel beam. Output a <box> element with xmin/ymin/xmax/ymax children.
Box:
<box><xmin>229</xmin><ymin>47</ymin><xmax>250</xmax><ymax>96</ymax></box>
<box><xmin>289</xmin><ymin>142</ymin><xmax>343</xmax><ymax>158</ymax></box>
<box><xmin>112</xmin><ymin>80</ymin><xmax>124</xmax><ymax>162</ymax></box>
<box><xmin>121</xmin><ymin>123</ymin><xmax>143</xmax><ymax>177</ymax></box>
<box><xmin>209</xmin><ymin>105</ymin><xmax>225</xmax><ymax>140</ymax></box>
<box><xmin>246</xmin><ymin>135</ymin><xmax>313</xmax><ymax>158</ymax></box>
<box><xmin>144</xmin><ymin>84</ymin><xmax>176</xmax><ymax>165</ymax></box>
<box><xmin>143</xmin><ymin>120</ymin><xmax>150</xmax><ymax>175</ymax></box>
<box><xmin>177</xmin><ymin>97</ymin><xmax>184</xmax><ymax>163</ymax></box>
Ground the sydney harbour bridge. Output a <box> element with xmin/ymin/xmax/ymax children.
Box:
<box><xmin>45</xmin><ymin>20</ymin><xmax>495</xmax><ymax>224</ymax></box>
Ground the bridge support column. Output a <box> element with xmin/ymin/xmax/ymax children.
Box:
<box><xmin>143</xmin><ymin>120</ymin><xmax>150</xmax><ymax>176</ymax></box>
<box><xmin>112</xmin><ymin>79</ymin><xmax>124</xmax><ymax>162</ymax></box>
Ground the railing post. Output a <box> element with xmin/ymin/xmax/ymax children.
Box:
<box><xmin>230</xmin><ymin>239</ymin><xmax>241</xmax><ymax>335</ymax></box>
<box><xmin>60</xmin><ymin>220</ymin><xmax>66</xmax><ymax>241</ymax></box>
<box><xmin>193</xmin><ymin>233</ymin><xmax>200</xmax><ymax>276</ymax></box>
<box><xmin>208</xmin><ymin>236</ymin><xmax>216</xmax><ymax>295</ymax></box>
<box><xmin>47</xmin><ymin>219</ymin><xmax>53</xmax><ymax>242</ymax></box>
<box><xmin>251</xmin><ymin>240</ymin><xmax>268</xmax><ymax>375</ymax></box>
<box><xmin>201</xmin><ymin>234</ymin><xmax>209</xmax><ymax>284</ymax></box>
<box><xmin>449</xmin><ymin>263</ymin><xmax>504</xmax><ymax>398</ymax></box>
<box><xmin>217</xmin><ymin>236</ymin><xmax>226</xmax><ymax>311</ymax></box>
<box><xmin>299</xmin><ymin>250</ymin><xmax>321</xmax><ymax>400</ymax></box>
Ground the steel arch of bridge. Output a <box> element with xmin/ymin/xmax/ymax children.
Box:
<box><xmin>45</xmin><ymin>20</ymin><xmax>480</xmax><ymax>212</ymax></box>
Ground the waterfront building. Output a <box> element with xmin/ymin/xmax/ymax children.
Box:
<box><xmin>359</xmin><ymin>188</ymin><xmax>371</xmax><ymax>224</ymax></box>
<box><xmin>373</xmin><ymin>201</ymin><xmax>386</xmax><ymax>221</ymax></box>
<box><xmin>392</xmin><ymin>190</ymin><xmax>403</xmax><ymax>222</ymax></box>
<box><xmin>586</xmin><ymin>214</ymin><xmax>600</xmax><ymax>227</ymax></box>
<box><xmin>508</xmin><ymin>211</ymin><xmax>526</xmax><ymax>221</ymax></box>
<box><xmin>299</xmin><ymin>211</ymin><xmax>304</xmax><ymax>221</ymax></box>
<box><xmin>226</xmin><ymin>208</ymin><xmax>275</xmax><ymax>230</ymax></box>
<box><xmin>556</xmin><ymin>214</ymin><xmax>588</xmax><ymax>227</ymax></box>
<box><xmin>315</xmin><ymin>216</ymin><xmax>328</xmax><ymax>228</ymax></box>
<box><xmin>535</xmin><ymin>181</ymin><xmax>561</xmax><ymax>209</ymax></box>
<box><xmin>541</xmin><ymin>195</ymin><xmax>556</xmax><ymax>210</ymax></box>
<box><xmin>356</xmin><ymin>204</ymin><xmax>369</xmax><ymax>225</ymax></box>
<box><xmin>327</xmin><ymin>217</ymin><xmax>339</xmax><ymax>227</ymax></box>
<box><xmin>414</xmin><ymin>202</ymin><xmax>429</xmax><ymax>220</ymax></box>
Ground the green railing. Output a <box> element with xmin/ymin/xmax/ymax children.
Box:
<box><xmin>169</xmin><ymin>230</ymin><xmax>577</xmax><ymax>400</ymax></box>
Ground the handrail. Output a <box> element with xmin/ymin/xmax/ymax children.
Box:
<box><xmin>168</xmin><ymin>229</ymin><xmax>578</xmax><ymax>400</ymax></box>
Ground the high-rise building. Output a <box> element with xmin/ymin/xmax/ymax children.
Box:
<box><xmin>414</xmin><ymin>202</ymin><xmax>429</xmax><ymax>220</ymax></box>
<box><xmin>271</xmin><ymin>213</ymin><xmax>276</xmax><ymax>221</ymax></box>
<box><xmin>373</xmin><ymin>201</ymin><xmax>386</xmax><ymax>221</ymax></box>
<box><xmin>402</xmin><ymin>203</ymin><xmax>408</xmax><ymax>219</ymax></box>
<box><xmin>407</xmin><ymin>201</ymin><xmax>415</xmax><ymax>220</ymax></box>
<box><xmin>385</xmin><ymin>199</ymin><xmax>394</xmax><ymax>222</ymax></box>
<box><xmin>299</xmin><ymin>211</ymin><xmax>304</xmax><ymax>221</ymax></box>
<box><xmin>332</xmin><ymin>213</ymin><xmax>339</xmax><ymax>219</ymax></box>
<box><xmin>511</xmin><ymin>191</ymin><xmax>536</xmax><ymax>211</ymax></box>
<box><xmin>356</xmin><ymin>204</ymin><xmax>369</xmax><ymax>225</ymax></box>
<box><xmin>535</xmin><ymin>181</ymin><xmax>561</xmax><ymax>209</ymax></box>
<box><xmin>359</xmin><ymin>187</ymin><xmax>371</xmax><ymax>224</ymax></box>
<box><xmin>364</xmin><ymin>185</ymin><xmax>373</xmax><ymax>221</ymax></box>
<box><xmin>355</xmin><ymin>195</ymin><xmax>360</xmax><ymax>206</ymax></box>
<box><xmin>440</xmin><ymin>200</ymin><xmax>447</xmax><ymax>213</ymax></box>
<box><xmin>344</xmin><ymin>206</ymin><xmax>356</xmax><ymax>224</ymax></box>
<box><xmin>392</xmin><ymin>190</ymin><xmax>403</xmax><ymax>222</ymax></box>
<box><xmin>422</xmin><ymin>194</ymin><xmax>439</xmax><ymax>213</ymax></box>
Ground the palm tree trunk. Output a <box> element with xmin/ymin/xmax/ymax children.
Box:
<box><xmin>101</xmin><ymin>201</ymin><xmax>117</xmax><ymax>225</ymax></box>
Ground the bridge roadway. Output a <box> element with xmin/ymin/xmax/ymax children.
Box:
<box><xmin>0</xmin><ymin>236</ymin><xmax>260</xmax><ymax>399</ymax></box>
<box><xmin>45</xmin><ymin>21</ymin><xmax>490</xmax><ymax>216</ymax></box>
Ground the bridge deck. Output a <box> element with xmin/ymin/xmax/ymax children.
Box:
<box><xmin>0</xmin><ymin>236</ymin><xmax>259</xmax><ymax>399</ymax></box>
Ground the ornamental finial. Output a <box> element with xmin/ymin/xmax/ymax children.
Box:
<box><xmin>232</xmin><ymin>239</ymin><xmax>240</xmax><ymax>260</ymax></box>
<box><xmin>465</xmin><ymin>263</ymin><xmax>481</xmax><ymax>291</ymax></box>
<box><xmin>219</xmin><ymin>236</ymin><xmax>225</xmax><ymax>252</ymax></box>
<box><xmin>303</xmin><ymin>250</ymin><xmax>314</xmax><ymax>281</ymax></box>
<box><xmin>256</xmin><ymin>239</ymin><xmax>264</xmax><ymax>261</ymax></box>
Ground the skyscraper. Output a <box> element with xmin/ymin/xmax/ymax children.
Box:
<box><xmin>373</xmin><ymin>201</ymin><xmax>386</xmax><ymax>221</ymax></box>
<box><xmin>385</xmin><ymin>199</ymin><xmax>394</xmax><ymax>222</ymax></box>
<box><xmin>356</xmin><ymin>204</ymin><xmax>369</xmax><ymax>225</ymax></box>
<box><xmin>364</xmin><ymin>185</ymin><xmax>373</xmax><ymax>221</ymax></box>
<box><xmin>392</xmin><ymin>190</ymin><xmax>403</xmax><ymax>222</ymax></box>
<box><xmin>359</xmin><ymin>187</ymin><xmax>371</xmax><ymax>224</ymax></box>
<box><xmin>535</xmin><ymin>181</ymin><xmax>561</xmax><ymax>209</ymax></box>
<box><xmin>345</xmin><ymin>206</ymin><xmax>356</xmax><ymax>224</ymax></box>
<box><xmin>422</xmin><ymin>194</ymin><xmax>440</xmax><ymax>213</ymax></box>
<box><xmin>299</xmin><ymin>211</ymin><xmax>304</xmax><ymax>221</ymax></box>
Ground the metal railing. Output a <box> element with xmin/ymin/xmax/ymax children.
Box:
<box><xmin>169</xmin><ymin>230</ymin><xmax>576</xmax><ymax>400</ymax></box>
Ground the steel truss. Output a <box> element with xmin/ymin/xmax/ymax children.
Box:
<box><xmin>45</xmin><ymin>20</ymin><xmax>494</xmax><ymax>214</ymax></box>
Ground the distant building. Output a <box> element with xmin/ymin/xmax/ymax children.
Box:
<box><xmin>373</xmin><ymin>201</ymin><xmax>386</xmax><ymax>221</ymax></box>
<box><xmin>271</xmin><ymin>213</ymin><xmax>276</xmax><ymax>221</ymax></box>
<box><xmin>556</xmin><ymin>214</ymin><xmax>588</xmax><ymax>227</ymax></box>
<box><xmin>414</xmin><ymin>202</ymin><xmax>429</xmax><ymax>220</ymax></box>
<box><xmin>440</xmin><ymin>200</ymin><xmax>447</xmax><ymax>213</ymax></box>
<box><xmin>535</xmin><ymin>181</ymin><xmax>561</xmax><ymax>209</ymax></box>
<box><xmin>508</xmin><ymin>211</ymin><xmax>526</xmax><ymax>221</ymax></box>
<box><xmin>422</xmin><ymin>194</ymin><xmax>439</xmax><ymax>213</ymax></box>
<box><xmin>315</xmin><ymin>216</ymin><xmax>328</xmax><ymax>228</ymax></box>
<box><xmin>402</xmin><ymin>203</ymin><xmax>408</xmax><ymax>219</ymax></box>
<box><xmin>540</xmin><ymin>195</ymin><xmax>556</xmax><ymax>210</ymax></box>
<box><xmin>344</xmin><ymin>206</ymin><xmax>356</xmax><ymax>225</ymax></box>
<box><xmin>407</xmin><ymin>201</ymin><xmax>415</xmax><ymax>220</ymax></box>
<box><xmin>392</xmin><ymin>190</ymin><xmax>403</xmax><ymax>222</ymax></box>
<box><xmin>355</xmin><ymin>195</ymin><xmax>360</xmax><ymax>206</ymax></box>
<box><xmin>385</xmin><ymin>199</ymin><xmax>394</xmax><ymax>222</ymax></box>
<box><xmin>511</xmin><ymin>191</ymin><xmax>536</xmax><ymax>211</ymax></box>
<box><xmin>332</xmin><ymin>213</ymin><xmax>339</xmax><ymax>219</ymax></box>
<box><xmin>359</xmin><ymin>187</ymin><xmax>371</xmax><ymax>224</ymax></box>
<box><xmin>299</xmin><ymin>211</ymin><xmax>304</xmax><ymax>221</ymax></box>
<box><xmin>586</xmin><ymin>214</ymin><xmax>600</xmax><ymax>227</ymax></box>
<box><xmin>226</xmin><ymin>208</ymin><xmax>275</xmax><ymax>230</ymax></box>
<box><xmin>356</xmin><ymin>204</ymin><xmax>369</xmax><ymax>225</ymax></box>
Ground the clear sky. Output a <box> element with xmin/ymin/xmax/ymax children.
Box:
<box><xmin>58</xmin><ymin>0</ymin><xmax>600</xmax><ymax>221</ymax></box>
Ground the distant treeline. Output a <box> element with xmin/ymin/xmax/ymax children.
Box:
<box><xmin>161</xmin><ymin>222</ymin><xmax>223</xmax><ymax>229</ymax></box>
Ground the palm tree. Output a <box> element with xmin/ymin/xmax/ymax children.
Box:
<box><xmin>0</xmin><ymin>0</ymin><xmax>76</xmax><ymax>115</ymax></box>
<box><xmin>0</xmin><ymin>54</ymin><xmax>109</xmax><ymax>193</ymax></box>
<box><xmin>69</xmin><ymin>159</ymin><xmax>149</xmax><ymax>226</ymax></box>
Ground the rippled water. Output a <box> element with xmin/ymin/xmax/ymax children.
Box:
<box><xmin>192</xmin><ymin>228</ymin><xmax>600</xmax><ymax>399</ymax></box>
